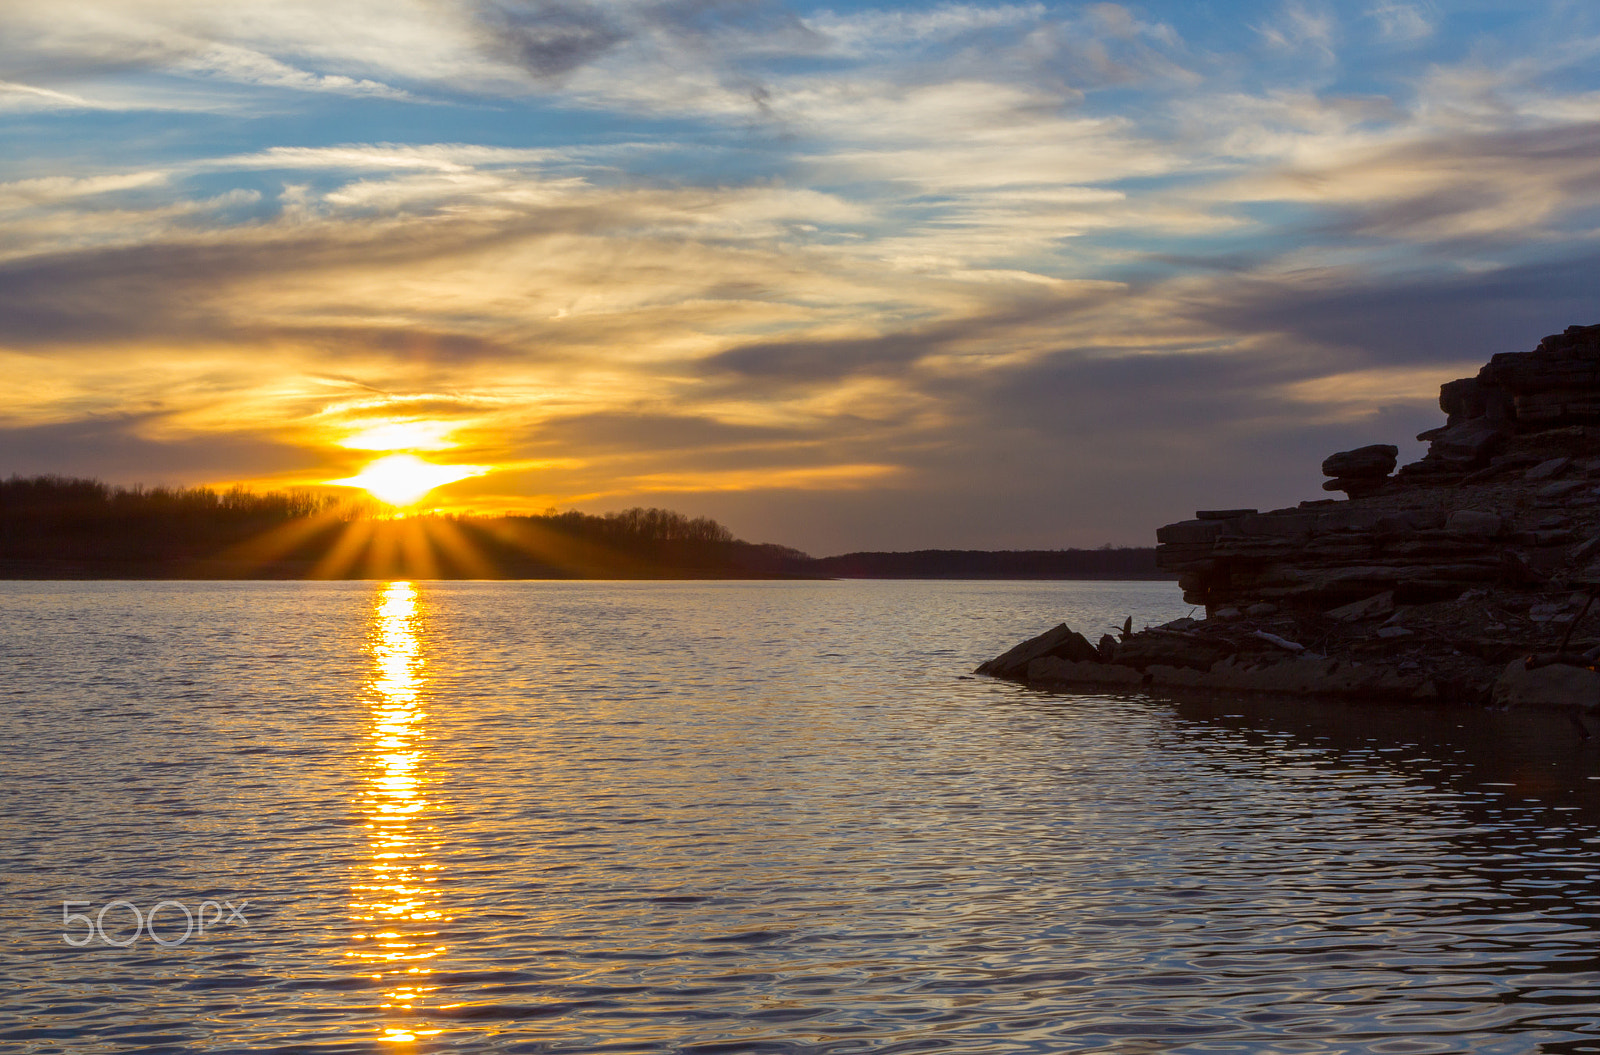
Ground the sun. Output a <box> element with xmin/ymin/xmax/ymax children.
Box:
<box><xmin>333</xmin><ymin>455</ymin><xmax>488</xmax><ymax>508</ymax></box>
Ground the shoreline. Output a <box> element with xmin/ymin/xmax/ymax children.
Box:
<box><xmin>0</xmin><ymin>557</ymin><xmax>1174</xmax><ymax>581</ymax></box>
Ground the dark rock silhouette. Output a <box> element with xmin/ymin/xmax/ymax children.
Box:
<box><xmin>980</xmin><ymin>323</ymin><xmax>1600</xmax><ymax>715</ymax></box>
<box><xmin>1162</xmin><ymin>323</ymin><xmax>1600</xmax><ymax>613</ymax></box>
<box><xmin>974</xmin><ymin>623</ymin><xmax>1098</xmax><ymax>679</ymax></box>
<box><xmin>1321</xmin><ymin>443</ymin><xmax>1397</xmax><ymax>498</ymax></box>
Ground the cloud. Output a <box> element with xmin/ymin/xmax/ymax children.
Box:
<box><xmin>0</xmin><ymin>0</ymin><xmax>1201</xmax><ymax>122</ymax></box>
<box><xmin>471</xmin><ymin>0</ymin><xmax>630</xmax><ymax>79</ymax></box>
<box><xmin>0</xmin><ymin>0</ymin><xmax>831</xmax><ymax>113</ymax></box>
<box><xmin>1227</xmin><ymin>120</ymin><xmax>1600</xmax><ymax>247</ymax></box>
<box><xmin>1367</xmin><ymin>1</ymin><xmax>1435</xmax><ymax>43</ymax></box>
<box><xmin>0</xmin><ymin>172</ymin><xmax>169</xmax><ymax>210</ymax></box>
<box><xmin>524</xmin><ymin>410</ymin><xmax>808</xmax><ymax>453</ymax></box>
<box><xmin>468</xmin><ymin>0</ymin><xmax>826</xmax><ymax>91</ymax></box>
<box><xmin>0</xmin><ymin>413</ymin><xmax>315</xmax><ymax>480</ymax></box>
<box><xmin>172</xmin><ymin>42</ymin><xmax>412</xmax><ymax>98</ymax></box>
<box><xmin>1255</xmin><ymin>1</ymin><xmax>1338</xmax><ymax>61</ymax></box>
<box><xmin>1278</xmin><ymin>362</ymin><xmax>1470</xmax><ymax>409</ymax></box>
<box><xmin>805</xmin><ymin>2</ymin><xmax>1046</xmax><ymax>54</ymax></box>
<box><xmin>0</xmin><ymin>79</ymin><xmax>104</xmax><ymax>112</ymax></box>
<box><xmin>0</xmin><ymin>0</ymin><xmax>479</xmax><ymax>105</ymax></box>
<box><xmin>1191</xmin><ymin>245</ymin><xmax>1600</xmax><ymax>370</ymax></box>
<box><xmin>614</xmin><ymin>462</ymin><xmax>902</xmax><ymax>493</ymax></box>
<box><xmin>209</xmin><ymin>144</ymin><xmax>565</xmax><ymax>173</ymax></box>
<box><xmin>700</xmin><ymin>280</ymin><xmax>1131</xmax><ymax>387</ymax></box>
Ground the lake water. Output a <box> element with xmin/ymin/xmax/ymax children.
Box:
<box><xmin>3</xmin><ymin>579</ymin><xmax>1600</xmax><ymax>1054</ymax></box>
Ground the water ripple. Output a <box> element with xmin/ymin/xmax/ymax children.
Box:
<box><xmin>2</xmin><ymin>580</ymin><xmax>1599</xmax><ymax>1053</ymax></box>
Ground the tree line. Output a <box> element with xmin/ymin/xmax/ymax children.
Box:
<box><xmin>0</xmin><ymin>475</ymin><xmax>797</xmax><ymax>576</ymax></box>
<box><xmin>0</xmin><ymin>475</ymin><xmax>1164</xmax><ymax>579</ymax></box>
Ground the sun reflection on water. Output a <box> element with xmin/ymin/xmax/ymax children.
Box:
<box><xmin>350</xmin><ymin>581</ymin><xmax>447</xmax><ymax>1043</ymax></box>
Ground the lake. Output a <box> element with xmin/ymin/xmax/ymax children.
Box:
<box><xmin>3</xmin><ymin>580</ymin><xmax>1600</xmax><ymax>1053</ymax></box>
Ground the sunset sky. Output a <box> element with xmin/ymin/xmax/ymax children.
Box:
<box><xmin>3</xmin><ymin>0</ymin><xmax>1598</xmax><ymax>553</ymax></box>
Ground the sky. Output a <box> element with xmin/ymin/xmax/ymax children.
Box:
<box><xmin>2</xmin><ymin>0</ymin><xmax>1598</xmax><ymax>555</ymax></box>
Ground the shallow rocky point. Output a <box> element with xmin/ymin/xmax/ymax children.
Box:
<box><xmin>979</xmin><ymin>323</ymin><xmax>1600</xmax><ymax>716</ymax></box>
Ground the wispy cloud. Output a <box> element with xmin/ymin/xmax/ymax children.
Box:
<box><xmin>1367</xmin><ymin>1</ymin><xmax>1435</xmax><ymax>43</ymax></box>
<box><xmin>1256</xmin><ymin>1</ymin><xmax>1338</xmax><ymax>62</ymax></box>
<box><xmin>0</xmin><ymin>78</ymin><xmax>104</xmax><ymax>111</ymax></box>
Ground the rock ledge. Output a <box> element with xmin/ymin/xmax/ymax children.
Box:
<box><xmin>978</xmin><ymin>324</ymin><xmax>1600</xmax><ymax>716</ymax></box>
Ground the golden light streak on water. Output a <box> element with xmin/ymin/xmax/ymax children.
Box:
<box><xmin>349</xmin><ymin>582</ymin><xmax>448</xmax><ymax>1043</ymax></box>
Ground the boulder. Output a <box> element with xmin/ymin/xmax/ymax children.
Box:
<box><xmin>1535</xmin><ymin>480</ymin><xmax>1588</xmax><ymax>504</ymax></box>
<box><xmin>1492</xmin><ymin>660</ymin><xmax>1600</xmax><ymax>711</ymax></box>
<box><xmin>1423</xmin><ymin>419</ymin><xmax>1507</xmax><ymax>468</ymax></box>
<box><xmin>1524</xmin><ymin>457</ymin><xmax>1571</xmax><ymax>481</ymax></box>
<box><xmin>1439</xmin><ymin>376</ymin><xmax>1505</xmax><ymax>423</ymax></box>
<box><xmin>1322</xmin><ymin>444</ymin><xmax>1399</xmax><ymax>479</ymax></box>
<box><xmin>1325</xmin><ymin>591</ymin><xmax>1395</xmax><ymax>623</ymax></box>
<box><xmin>975</xmin><ymin>622</ymin><xmax>1098</xmax><ymax>678</ymax></box>
<box><xmin>1570</xmin><ymin>536</ymin><xmax>1600</xmax><ymax>563</ymax></box>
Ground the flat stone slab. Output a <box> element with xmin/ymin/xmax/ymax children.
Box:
<box><xmin>1493</xmin><ymin>661</ymin><xmax>1600</xmax><ymax>710</ymax></box>
<box><xmin>1325</xmin><ymin>591</ymin><xmax>1395</xmax><ymax>623</ymax></box>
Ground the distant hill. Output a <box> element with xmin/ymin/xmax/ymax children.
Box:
<box><xmin>0</xmin><ymin>475</ymin><xmax>1167</xmax><ymax>580</ymax></box>
<box><xmin>812</xmin><ymin>548</ymin><xmax>1168</xmax><ymax>579</ymax></box>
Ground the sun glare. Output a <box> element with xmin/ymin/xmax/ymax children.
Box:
<box><xmin>341</xmin><ymin>421</ymin><xmax>457</xmax><ymax>452</ymax></box>
<box><xmin>335</xmin><ymin>455</ymin><xmax>488</xmax><ymax>508</ymax></box>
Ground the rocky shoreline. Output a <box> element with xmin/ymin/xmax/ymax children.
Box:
<box><xmin>978</xmin><ymin>323</ymin><xmax>1600</xmax><ymax>719</ymax></box>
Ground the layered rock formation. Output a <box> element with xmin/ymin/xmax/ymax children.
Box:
<box><xmin>978</xmin><ymin>324</ymin><xmax>1600</xmax><ymax>715</ymax></box>
<box><xmin>1159</xmin><ymin>323</ymin><xmax>1600</xmax><ymax>613</ymax></box>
